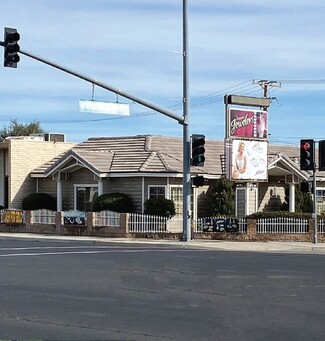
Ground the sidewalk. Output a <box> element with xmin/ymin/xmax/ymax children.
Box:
<box><xmin>1</xmin><ymin>232</ymin><xmax>325</xmax><ymax>254</ymax></box>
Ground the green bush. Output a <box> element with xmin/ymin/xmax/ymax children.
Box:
<box><xmin>247</xmin><ymin>211</ymin><xmax>312</xmax><ymax>219</ymax></box>
<box><xmin>92</xmin><ymin>192</ymin><xmax>134</xmax><ymax>213</ymax></box>
<box><xmin>22</xmin><ymin>193</ymin><xmax>57</xmax><ymax>211</ymax></box>
<box><xmin>143</xmin><ymin>197</ymin><xmax>176</xmax><ymax>218</ymax></box>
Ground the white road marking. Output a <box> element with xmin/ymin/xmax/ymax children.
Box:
<box><xmin>0</xmin><ymin>247</ymin><xmax>211</xmax><ymax>257</ymax></box>
<box><xmin>0</xmin><ymin>250</ymin><xmax>156</xmax><ymax>257</ymax></box>
<box><xmin>0</xmin><ymin>246</ymin><xmax>121</xmax><ymax>251</ymax></box>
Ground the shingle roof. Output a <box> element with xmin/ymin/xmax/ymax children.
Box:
<box><xmin>31</xmin><ymin>135</ymin><xmax>324</xmax><ymax>179</ymax></box>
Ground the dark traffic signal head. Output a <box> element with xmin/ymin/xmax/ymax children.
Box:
<box><xmin>191</xmin><ymin>134</ymin><xmax>205</xmax><ymax>167</ymax></box>
<box><xmin>192</xmin><ymin>175</ymin><xmax>205</xmax><ymax>187</ymax></box>
<box><xmin>300</xmin><ymin>139</ymin><xmax>314</xmax><ymax>171</ymax></box>
<box><xmin>300</xmin><ymin>181</ymin><xmax>311</xmax><ymax>193</ymax></box>
<box><xmin>4</xmin><ymin>27</ymin><xmax>20</xmax><ymax>68</ymax></box>
<box><xmin>319</xmin><ymin>140</ymin><xmax>325</xmax><ymax>171</ymax></box>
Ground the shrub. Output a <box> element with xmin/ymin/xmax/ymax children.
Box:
<box><xmin>92</xmin><ymin>192</ymin><xmax>134</xmax><ymax>213</ymax></box>
<box><xmin>22</xmin><ymin>193</ymin><xmax>57</xmax><ymax>211</ymax></box>
<box><xmin>247</xmin><ymin>211</ymin><xmax>312</xmax><ymax>219</ymax></box>
<box><xmin>143</xmin><ymin>197</ymin><xmax>176</xmax><ymax>218</ymax></box>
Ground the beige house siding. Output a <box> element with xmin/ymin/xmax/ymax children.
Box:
<box><xmin>9</xmin><ymin>140</ymin><xmax>75</xmax><ymax>209</ymax></box>
<box><xmin>38</xmin><ymin>178</ymin><xmax>57</xmax><ymax>198</ymax></box>
<box><xmin>248</xmin><ymin>187</ymin><xmax>257</xmax><ymax>215</ymax></box>
<box><xmin>258</xmin><ymin>180</ymin><xmax>286</xmax><ymax>211</ymax></box>
<box><xmin>106</xmin><ymin>177</ymin><xmax>143</xmax><ymax>212</ymax></box>
<box><xmin>196</xmin><ymin>185</ymin><xmax>210</xmax><ymax>218</ymax></box>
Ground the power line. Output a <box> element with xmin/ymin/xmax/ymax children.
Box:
<box><xmin>278</xmin><ymin>79</ymin><xmax>325</xmax><ymax>84</ymax></box>
<box><xmin>35</xmin><ymin>80</ymin><xmax>261</xmax><ymax>124</ymax></box>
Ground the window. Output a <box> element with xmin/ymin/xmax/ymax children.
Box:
<box><xmin>170</xmin><ymin>186</ymin><xmax>183</xmax><ymax>216</ymax></box>
<box><xmin>148</xmin><ymin>186</ymin><xmax>166</xmax><ymax>199</ymax></box>
<box><xmin>75</xmin><ymin>185</ymin><xmax>98</xmax><ymax>211</ymax></box>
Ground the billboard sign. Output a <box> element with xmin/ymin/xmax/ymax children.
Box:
<box><xmin>227</xmin><ymin>108</ymin><xmax>268</xmax><ymax>139</ymax></box>
<box><xmin>230</xmin><ymin>139</ymin><xmax>268</xmax><ymax>181</ymax></box>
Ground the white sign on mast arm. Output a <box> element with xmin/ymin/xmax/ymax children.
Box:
<box><xmin>79</xmin><ymin>99</ymin><xmax>130</xmax><ymax>116</ymax></box>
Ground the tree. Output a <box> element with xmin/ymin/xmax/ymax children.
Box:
<box><xmin>0</xmin><ymin>119</ymin><xmax>45</xmax><ymax>141</ymax></box>
<box><xmin>206</xmin><ymin>177</ymin><xmax>235</xmax><ymax>216</ymax></box>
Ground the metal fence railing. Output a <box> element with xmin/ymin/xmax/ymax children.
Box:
<box><xmin>128</xmin><ymin>213</ymin><xmax>183</xmax><ymax>233</ymax></box>
<box><xmin>256</xmin><ymin>217</ymin><xmax>309</xmax><ymax>234</ymax></box>
<box><xmin>318</xmin><ymin>219</ymin><xmax>325</xmax><ymax>233</ymax></box>
<box><xmin>4</xmin><ymin>208</ymin><xmax>325</xmax><ymax>237</ymax></box>
<box><xmin>93</xmin><ymin>210</ymin><xmax>120</xmax><ymax>227</ymax></box>
<box><xmin>31</xmin><ymin>209</ymin><xmax>56</xmax><ymax>224</ymax></box>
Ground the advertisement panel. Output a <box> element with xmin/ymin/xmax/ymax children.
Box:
<box><xmin>227</xmin><ymin>108</ymin><xmax>268</xmax><ymax>139</ymax></box>
<box><xmin>3</xmin><ymin>210</ymin><xmax>24</xmax><ymax>224</ymax></box>
<box><xmin>230</xmin><ymin>139</ymin><xmax>268</xmax><ymax>181</ymax></box>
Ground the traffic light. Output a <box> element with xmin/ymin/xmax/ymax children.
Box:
<box><xmin>319</xmin><ymin>140</ymin><xmax>325</xmax><ymax>171</ymax></box>
<box><xmin>300</xmin><ymin>181</ymin><xmax>311</xmax><ymax>193</ymax></box>
<box><xmin>192</xmin><ymin>175</ymin><xmax>205</xmax><ymax>187</ymax></box>
<box><xmin>300</xmin><ymin>139</ymin><xmax>314</xmax><ymax>171</ymax></box>
<box><xmin>191</xmin><ymin>134</ymin><xmax>205</xmax><ymax>166</ymax></box>
<box><xmin>3</xmin><ymin>27</ymin><xmax>20</xmax><ymax>68</ymax></box>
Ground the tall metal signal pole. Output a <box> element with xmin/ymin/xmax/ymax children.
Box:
<box><xmin>182</xmin><ymin>0</ymin><xmax>191</xmax><ymax>241</ymax></box>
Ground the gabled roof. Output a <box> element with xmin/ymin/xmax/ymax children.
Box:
<box><xmin>31</xmin><ymin>135</ymin><xmax>184</xmax><ymax>177</ymax></box>
<box><xmin>31</xmin><ymin>134</ymin><xmax>323</xmax><ymax>180</ymax></box>
<box><xmin>268</xmin><ymin>152</ymin><xmax>309</xmax><ymax>180</ymax></box>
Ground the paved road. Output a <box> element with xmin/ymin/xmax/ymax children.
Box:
<box><xmin>0</xmin><ymin>236</ymin><xmax>325</xmax><ymax>340</ymax></box>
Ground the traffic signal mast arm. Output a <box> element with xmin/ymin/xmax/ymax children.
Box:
<box><xmin>0</xmin><ymin>41</ymin><xmax>185</xmax><ymax>125</ymax></box>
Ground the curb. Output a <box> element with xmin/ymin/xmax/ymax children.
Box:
<box><xmin>0</xmin><ymin>233</ymin><xmax>325</xmax><ymax>254</ymax></box>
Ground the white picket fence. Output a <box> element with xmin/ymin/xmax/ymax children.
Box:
<box><xmin>6</xmin><ymin>209</ymin><xmax>325</xmax><ymax>236</ymax></box>
<box><xmin>128</xmin><ymin>213</ymin><xmax>183</xmax><ymax>233</ymax></box>
<box><xmin>256</xmin><ymin>217</ymin><xmax>309</xmax><ymax>234</ymax></box>
<box><xmin>93</xmin><ymin>210</ymin><xmax>120</xmax><ymax>227</ymax></box>
<box><xmin>30</xmin><ymin>209</ymin><xmax>56</xmax><ymax>224</ymax></box>
<box><xmin>316</xmin><ymin>218</ymin><xmax>325</xmax><ymax>233</ymax></box>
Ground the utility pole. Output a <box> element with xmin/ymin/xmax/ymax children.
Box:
<box><xmin>253</xmin><ymin>80</ymin><xmax>281</xmax><ymax>110</ymax></box>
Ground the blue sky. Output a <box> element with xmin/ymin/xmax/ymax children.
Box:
<box><xmin>1</xmin><ymin>0</ymin><xmax>325</xmax><ymax>145</ymax></box>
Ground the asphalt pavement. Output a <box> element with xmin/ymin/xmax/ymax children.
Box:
<box><xmin>0</xmin><ymin>232</ymin><xmax>325</xmax><ymax>254</ymax></box>
<box><xmin>1</xmin><ymin>233</ymin><xmax>325</xmax><ymax>340</ymax></box>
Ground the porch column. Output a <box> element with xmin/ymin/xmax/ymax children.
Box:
<box><xmin>289</xmin><ymin>183</ymin><xmax>295</xmax><ymax>212</ymax></box>
<box><xmin>98</xmin><ymin>179</ymin><xmax>104</xmax><ymax>196</ymax></box>
<box><xmin>57</xmin><ymin>179</ymin><xmax>62</xmax><ymax>212</ymax></box>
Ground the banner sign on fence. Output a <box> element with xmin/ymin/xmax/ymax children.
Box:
<box><xmin>63</xmin><ymin>210</ymin><xmax>86</xmax><ymax>225</ymax></box>
<box><xmin>3</xmin><ymin>209</ymin><xmax>23</xmax><ymax>224</ymax></box>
